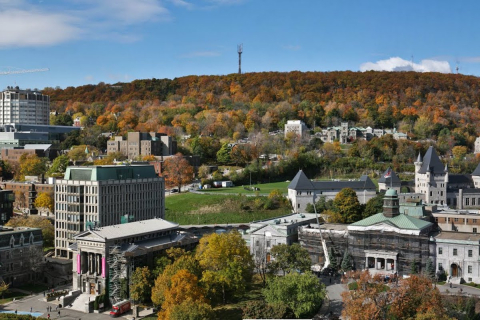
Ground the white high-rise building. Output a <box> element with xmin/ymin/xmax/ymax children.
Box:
<box><xmin>0</xmin><ymin>86</ymin><xmax>50</xmax><ymax>125</ymax></box>
<box><xmin>54</xmin><ymin>165</ymin><xmax>165</xmax><ymax>259</ymax></box>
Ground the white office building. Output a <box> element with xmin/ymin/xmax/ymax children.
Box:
<box><xmin>54</xmin><ymin>165</ymin><xmax>165</xmax><ymax>259</ymax></box>
<box><xmin>0</xmin><ymin>87</ymin><xmax>50</xmax><ymax>125</ymax></box>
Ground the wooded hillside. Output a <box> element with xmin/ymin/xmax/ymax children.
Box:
<box><xmin>44</xmin><ymin>71</ymin><xmax>480</xmax><ymax>154</ymax></box>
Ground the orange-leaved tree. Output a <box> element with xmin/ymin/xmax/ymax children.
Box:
<box><xmin>157</xmin><ymin>269</ymin><xmax>212</xmax><ymax>320</ymax></box>
<box><xmin>162</xmin><ymin>153</ymin><xmax>193</xmax><ymax>192</ymax></box>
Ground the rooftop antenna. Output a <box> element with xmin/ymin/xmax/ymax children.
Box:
<box><xmin>456</xmin><ymin>60</ymin><xmax>460</xmax><ymax>74</ymax></box>
<box><xmin>237</xmin><ymin>44</ymin><xmax>243</xmax><ymax>74</ymax></box>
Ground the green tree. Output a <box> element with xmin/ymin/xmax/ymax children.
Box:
<box><xmin>424</xmin><ymin>258</ymin><xmax>435</xmax><ymax>279</ymax></box>
<box><xmin>269</xmin><ymin>243</ymin><xmax>311</xmax><ymax>275</ymax></box>
<box><xmin>363</xmin><ymin>192</ymin><xmax>384</xmax><ymax>218</ymax></box>
<box><xmin>242</xmin><ymin>300</ymin><xmax>293</xmax><ymax>320</ymax></box>
<box><xmin>263</xmin><ymin>272</ymin><xmax>326</xmax><ymax>318</ymax></box>
<box><xmin>341</xmin><ymin>251</ymin><xmax>353</xmax><ymax>272</ymax></box>
<box><xmin>196</xmin><ymin>231</ymin><xmax>254</xmax><ymax>304</ymax></box>
<box><xmin>410</xmin><ymin>258</ymin><xmax>418</xmax><ymax>275</ymax></box>
<box><xmin>216</xmin><ymin>143</ymin><xmax>232</xmax><ymax>164</ymax></box>
<box><xmin>333</xmin><ymin>188</ymin><xmax>362</xmax><ymax>223</ymax></box>
<box><xmin>129</xmin><ymin>266</ymin><xmax>153</xmax><ymax>304</ymax></box>
<box><xmin>328</xmin><ymin>247</ymin><xmax>338</xmax><ymax>271</ymax></box>
<box><xmin>47</xmin><ymin>155</ymin><xmax>69</xmax><ymax>178</ymax></box>
<box><xmin>51</xmin><ymin>113</ymin><xmax>73</xmax><ymax>126</ymax></box>
<box><xmin>169</xmin><ymin>299</ymin><xmax>214</xmax><ymax>320</ymax></box>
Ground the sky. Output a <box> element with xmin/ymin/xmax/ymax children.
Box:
<box><xmin>1</xmin><ymin>0</ymin><xmax>480</xmax><ymax>90</ymax></box>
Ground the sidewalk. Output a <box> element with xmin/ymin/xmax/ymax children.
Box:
<box><xmin>438</xmin><ymin>283</ymin><xmax>480</xmax><ymax>297</ymax></box>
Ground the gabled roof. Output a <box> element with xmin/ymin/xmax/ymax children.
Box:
<box><xmin>378</xmin><ymin>168</ymin><xmax>401</xmax><ymax>184</ymax></box>
<box><xmin>449</xmin><ymin>174</ymin><xmax>472</xmax><ymax>184</ymax></box>
<box><xmin>312</xmin><ymin>175</ymin><xmax>376</xmax><ymax>191</ymax></box>
<box><xmin>288</xmin><ymin>170</ymin><xmax>315</xmax><ymax>190</ymax></box>
<box><xmin>350</xmin><ymin>212</ymin><xmax>432</xmax><ymax>230</ymax></box>
<box><xmin>473</xmin><ymin>162</ymin><xmax>480</xmax><ymax>176</ymax></box>
<box><xmin>418</xmin><ymin>146</ymin><xmax>445</xmax><ymax>174</ymax></box>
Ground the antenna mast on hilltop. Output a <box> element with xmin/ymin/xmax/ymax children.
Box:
<box><xmin>237</xmin><ymin>44</ymin><xmax>243</xmax><ymax>74</ymax></box>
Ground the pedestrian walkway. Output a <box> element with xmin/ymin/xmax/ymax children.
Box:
<box><xmin>438</xmin><ymin>283</ymin><xmax>480</xmax><ymax>296</ymax></box>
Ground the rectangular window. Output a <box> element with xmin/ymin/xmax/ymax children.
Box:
<box><xmin>438</xmin><ymin>263</ymin><xmax>443</xmax><ymax>270</ymax></box>
<box><xmin>453</xmin><ymin>248</ymin><xmax>458</xmax><ymax>256</ymax></box>
<box><xmin>438</xmin><ymin>247</ymin><xmax>443</xmax><ymax>254</ymax></box>
<box><xmin>266</xmin><ymin>240</ymin><xmax>271</xmax><ymax>248</ymax></box>
<box><xmin>469</xmin><ymin>250</ymin><xmax>473</xmax><ymax>257</ymax></box>
<box><xmin>474</xmin><ymin>228</ymin><xmax>478</xmax><ymax>233</ymax></box>
<box><xmin>468</xmin><ymin>266</ymin><xmax>473</xmax><ymax>273</ymax></box>
<box><xmin>454</xmin><ymin>218</ymin><xmax>459</xmax><ymax>222</ymax></box>
<box><xmin>466</xmin><ymin>198</ymin><xmax>470</xmax><ymax>206</ymax></box>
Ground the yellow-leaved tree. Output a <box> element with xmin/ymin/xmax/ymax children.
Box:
<box><xmin>195</xmin><ymin>231</ymin><xmax>254</xmax><ymax>304</ymax></box>
<box><xmin>34</xmin><ymin>192</ymin><xmax>54</xmax><ymax>215</ymax></box>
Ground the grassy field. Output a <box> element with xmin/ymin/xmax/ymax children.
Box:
<box><xmin>0</xmin><ymin>290</ymin><xmax>27</xmax><ymax>305</ymax></box>
<box><xmin>165</xmin><ymin>193</ymin><xmax>291</xmax><ymax>225</ymax></box>
<box><xmin>198</xmin><ymin>181</ymin><xmax>289</xmax><ymax>195</ymax></box>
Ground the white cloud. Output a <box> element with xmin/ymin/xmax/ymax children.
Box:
<box><xmin>0</xmin><ymin>9</ymin><xmax>82</xmax><ymax>48</ymax></box>
<box><xmin>180</xmin><ymin>51</ymin><xmax>221</xmax><ymax>58</ymax></box>
<box><xmin>0</xmin><ymin>0</ymin><xmax>170</xmax><ymax>48</ymax></box>
<box><xmin>360</xmin><ymin>57</ymin><xmax>451</xmax><ymax>73</ymax></box>
<box><xmin>89</xmin><ymin>0</ymin><xmax>170</xmax><ymax>25</ymax></box>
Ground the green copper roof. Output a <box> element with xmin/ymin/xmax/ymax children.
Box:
<box><xmin>350</xmin><ymin>212</ymin><xmax>432</xmax><ymax>230</ymax></box>
<box><xmin>385</xmin><ymin>189</ymin><xmax>397</xmax><ymax>196</ymax></box>
<box><xmin>64</xmin><ymin>165</ymin><xmax>158</xmax><ymax>181</ymax></box>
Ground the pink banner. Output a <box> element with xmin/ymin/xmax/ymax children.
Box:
<box><xmin>77</xmin><ymin>254</ymin><xmax>81</xmax><ymax>274</ymax></box>
<box><xmin>101</xmin><ymin>257</ymin><xmax>105</xmax><ymax>278</ymax></box>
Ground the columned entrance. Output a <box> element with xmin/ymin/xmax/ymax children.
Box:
<box><xmin>365</xmin><ymin>250</ymin><xmax>398</xmax><ymax>275</ymax></box>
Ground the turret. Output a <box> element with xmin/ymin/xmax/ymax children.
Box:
<box><xmin>383</xmin><ymin>189</ymin><xmax>400</xmax><ymax>218</ymax></box>
<box><xmin>414</xmin><ymin>153</ymin><xmax>423</xmax><ymax>173</ymax></box>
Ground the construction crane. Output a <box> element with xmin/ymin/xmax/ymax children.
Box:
<box><xmin>0</xmin><ymin>68</ymin><xmax>49</xmax><ymax>75</ymax></box>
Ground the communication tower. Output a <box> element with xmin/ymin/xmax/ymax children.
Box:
<box><xmin>237</xmin><ymin>44</ymin><xmax>243</xmax><ymax>74</ymax></box>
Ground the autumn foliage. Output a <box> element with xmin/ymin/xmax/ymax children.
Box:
<box><xmin>342</xmin><ymin>271</ymin><xmax>454</xmax><ymax>320</ymax></box>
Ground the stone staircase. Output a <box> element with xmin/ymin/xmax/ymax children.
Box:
<box><xmin>66</xmin><ymin>293</ymin><xmax>91</xmax><ymax>312</ymax></box>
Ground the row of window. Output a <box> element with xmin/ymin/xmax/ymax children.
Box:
<box><xmin>438</xmin><ymin>247</ymin><xmax>478</xmax><ymax>257</ymax></box>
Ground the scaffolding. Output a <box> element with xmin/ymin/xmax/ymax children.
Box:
<box><xmin>108</xmin><ymin>246</ymin><xmax>127</xmax><ymax>303</ymax></box>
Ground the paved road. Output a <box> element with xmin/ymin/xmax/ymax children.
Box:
<box><xmin>2</xmin><ymin>289</ymin><xmax>137</xmax><ymax>320</ymax></box>
<box><xmin>438</xmin><ymin>282</ymin><xmax>480</xmax><ymax>297</ymax></box>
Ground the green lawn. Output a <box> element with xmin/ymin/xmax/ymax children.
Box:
<box><xmin>0</xmin><ymin>291</ymin><xmax>28</xmax><ymax>305</ymax></box>
<box><xmin>165</xmin><ymin>193</ymin><xmax>291</xmax><ymax>225</ymax></box>
<box><xmin>198</xmin><ymin>181</ymin><xmax>289</xmax><ymax>195</ymax></box>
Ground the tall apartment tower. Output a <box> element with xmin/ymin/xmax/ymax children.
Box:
<box><xmin>54</xmin><ymin>165</ymin><xmax>165</xmax><ymax>259</ymax></box>
<box><xmin>414</xmin><ymin>146</ymin><xmax>448</xmax><ymax>205</ymax></box>
<box><xmin>0</xmin><ymin>86</ymin><xmax>50</xmax><ymax>125</ymax></box>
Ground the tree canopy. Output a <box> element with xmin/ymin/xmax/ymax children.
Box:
<box><xmin>263</xmin><ymin>272</ymin><xmax>326</xmax><ymax>319</ymax></box>
<box><xmin>269</xmin><ymin>243</ymin><xmax>311</xmax><ymax>275</ymax></box>
<box><xmin>195</xmin><ymin>231</ymin><xmax>254</xmax><ymax>304</ymax></box>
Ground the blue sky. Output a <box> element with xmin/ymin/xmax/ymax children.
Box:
<box><xmin>0</xmin><ymin>0</ymin><xmax>479</xmax><ymax>90</ymax></box>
